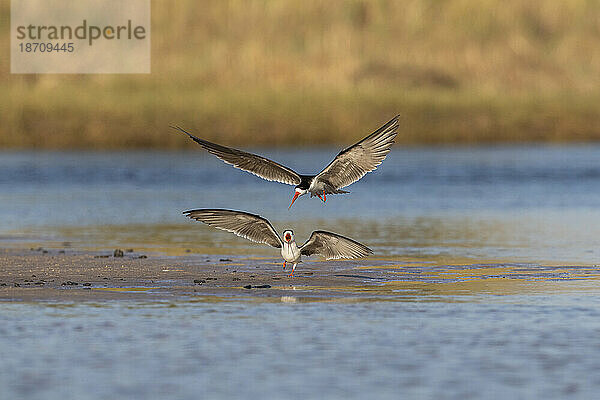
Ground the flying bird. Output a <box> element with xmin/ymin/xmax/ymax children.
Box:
<box><xmin>173</xmin><ymin>115</ymin><xmax>399</xmax><ymax>208</ymax></box>
<box><xmin>184</xmin><ymin>209</ymin><xmax>373</xmax><ymax>277</ymax></box>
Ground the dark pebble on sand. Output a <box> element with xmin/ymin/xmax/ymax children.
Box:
<box><xmin>205</xmin><ymin>277</ymin><xmax>217</xmax><ymax>280</ymax></box>
<box><xmin>94</xmin><ymin>255</ymin><xmax>109</xmax><ymax>258</ymax></box>
<box><xmin>35</xmin><ymin>281</ymin><xmax>45</xmax><ymax>285</ymax></box>
<box><xmin>42</xmin><ymin>250</ymin><xmax>48</xmax><ymax>254</ymax></box>
<box><xmin>232</xmin><ymin>278</ymin><xmax>240</xmax><ymax>281</ymax></box>
<box><xmin>61</xmin><ymin>281</ymin><xmax>79</xmax><ymax>286</ymax></box>
<box><xmin>244</xmin><ymin>284</ymin><xmax>271</xmax><ymax>289</ymax></box>
<box><xmin>14</xmin><ymin>283</ymin><xmax>20</xmax><ymax>287</ymax></box>
<box><xmin>193</xmin><ymin>279</ymin><xmax>206</xmax><ymax>284</ymax></box>
<box><xmin>82</xmin><ymin>283</ymin><xmax>91</xmax><ymax>286</ymax></box>
<box><xmin>138</xmin><ymin>255</ymin><xmax>147</xmax><ymax>259</ymax></box>
<box><xmin>220</xmin><ymin>258</ymin><xmax>232</xmax><ymax>262</ymax></box>
<box><xmin>113</xmin><ymin>249</ymin><xmax>124</xmax><ymax>257</ymax></box>
<box><xmin>0</xmin><ymin>283</ymin><xmax>6</xmax><ymax>286</ymax></box>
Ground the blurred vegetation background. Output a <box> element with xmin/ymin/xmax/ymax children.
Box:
<box><xmin>1</xmin><ymin>0</ymin><xmax>600</xmax><ymax>148</ymax></box>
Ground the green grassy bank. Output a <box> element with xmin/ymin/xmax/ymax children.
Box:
<box><xmin>2</xmin><ymin>0</ymin><xmax>600</xmax><ymax>148</ymax></box>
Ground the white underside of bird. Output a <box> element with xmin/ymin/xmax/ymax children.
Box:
<box><xmin>280</xmin><ymin>230</ymin><xmax>303</xmax><ymax>274</ymax></box>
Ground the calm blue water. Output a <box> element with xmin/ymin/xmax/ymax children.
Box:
<box><xmin>2</xmin><ymin>297</ymin><xmax>600</xmax><ymax>400</ymax></box>
<box><xmin>2</xmin><ymin>146</ymin><xmax>600</xmax><ymax>399</ymax></box>
<box><xmin>1</xmin><ymin>146</ymin><xmax>600</xmax><ymax>262</ymax></box>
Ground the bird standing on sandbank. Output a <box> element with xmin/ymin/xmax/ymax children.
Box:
<box><xmin>184</xmin><ymin>209</ymin><xmax>373</xmax><ymax>277</ymax></box>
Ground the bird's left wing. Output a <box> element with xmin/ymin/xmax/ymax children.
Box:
<box><xmin>184</xmin><ymin>209</ymin><xmax>283</xmax><ymax>248</ymax></box>
<box><xmin>172</xmin><ymin>126</ymin><xmax>302</xmax><ymax>186</ymax></box>
<box><xmin>314</xmin><ymin>115</ymin><xmax>399</xmax><ymax>191</ymax></box>
<box><xmin>300</xmin><ymin>231</ymin><xmax>373</xmax><ymax>260</ymax></box>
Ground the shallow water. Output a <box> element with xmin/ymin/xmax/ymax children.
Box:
<box><xmin>2</xmin><ymin>296</ymin><xmax>600</xmax><ymax>400</ymax></box>
<box><xmin>2</xmin><ymin>145</ymin><xmax>600</xmax><ymax>263</ymax></box>
<box><xmin>2</xmin><ymin>146</ymin><xmax>600</xmax><ymax>398</ymax></box>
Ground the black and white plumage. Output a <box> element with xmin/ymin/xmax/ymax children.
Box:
<box><xmin>173</xmin><ymin>115</ymin><xmax>399</xmax><ymax>208</ymax></box>
<box><xmin>184</xmin><ymin>209</ymin><xmax>373</xmax><ymax>277</ymax></box>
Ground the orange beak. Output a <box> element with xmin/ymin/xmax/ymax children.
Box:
<box><xmin>288</xmin><ymin>192</ymin><xmax>300</xmax><ymax>209</ymax></box>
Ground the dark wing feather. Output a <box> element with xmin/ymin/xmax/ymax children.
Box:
<box><xmin>300</xmin><ymin>231</ymin><xmax>373</xmax><ymax>260</ymax></box>
<box><xmin>173</xmin><ymin>126</ymin><xmax>301</xmax><ymax>186</ymax></box>
<box><xmin>184</xmin><ymin>209</ymin><xmax>282</xmax><ymax>248</ymax></box>
<box><xmin>314</xmin><ymin>115</ymin><xmax>399</xmax><ymax>190</ymax></box>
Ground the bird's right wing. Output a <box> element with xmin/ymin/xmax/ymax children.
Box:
<box><xmin>172</xmin><ymin>126</ymin><xmax>302</xmax><ymax>186</ymax></box>
<box><xmin>184</xmin><ymin>209</ymin><xmax>283</xmax><ymax>248</ymax></box>
<box><xmin>300</xmin><ymin>231</ymin><xmax>373</xmax><ymax>260</ymax></box>
<box><xmin>314</xmin><ymin>115</ymin><xmax>399</xmax><ymax>191</ymax></box>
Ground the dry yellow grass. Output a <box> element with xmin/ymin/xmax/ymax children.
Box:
<box><xmin>1</xmin><ymin>0</ymin><xmax>600</xmax><ymax>148</ymax></box>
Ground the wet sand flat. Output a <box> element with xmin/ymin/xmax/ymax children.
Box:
<box><xmin>0</xmin><ymin>247</ymin><xmax>391</xmax><ymax>302</ymax></box>
<box><xmin>2</xmin><ymin>247</ymin><xmax>600</xmax><ymax>302</ymax></box>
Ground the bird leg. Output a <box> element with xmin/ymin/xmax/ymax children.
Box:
<box><xmin>283</xmin><ymin>261</ymin><xmax>286</xmax><ymax>270</ymax></box>
<box><xmin>317</xmin><ymin>191</ymin><xmax>326</xmax><ymax>203</ymax></box>
<box><xmin>288</xmin><ymin>263</ymin><xmax>297</xmax><ymax>278</ymax></box>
